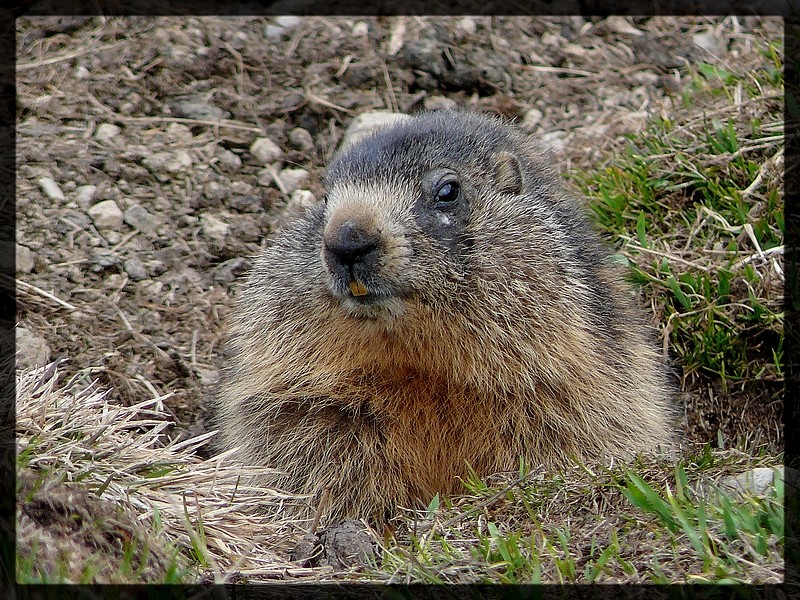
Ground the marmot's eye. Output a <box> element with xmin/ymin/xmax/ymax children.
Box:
<box><xmin>435</xmin><ymin>180</ymin><xmax>461</xmax><ymax>206</ymax></box>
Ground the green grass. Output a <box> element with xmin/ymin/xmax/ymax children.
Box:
<box><xmin>570</xmin><ymin>55</ymin><xmax>783</xmax><ymax>388</ymax></box>
<box><xmin>374</xmin><ymin>450</ymin><xmax>784</xmax><ymax>584</ymax></box>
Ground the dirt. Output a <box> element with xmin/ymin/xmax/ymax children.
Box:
<box><xmin>15</xmin><ymin>15</ymin><xmax>782</xmax><ymax>450</ymax></box>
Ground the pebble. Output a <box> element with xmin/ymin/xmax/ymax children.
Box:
<box><xmin>423</xmin><ymin>96</ymin><xmax>458</xmax><ymax>112</ymax></box>
<box><xmin>124</xmin><ymin>204</ymin><xmax>161</xmax><ymax>233</ymax></box>
<box><xmin>170</xmin><ymin>98</ymin><xmax>230</xmax><ymax>121</ymax></box>
<box><xmin>274</xmin><ymin>16</ymin><xmax>301</xmax><ymax>28</ymax></box>
<box><xmin>250</xmin><ymin>137</ymin><xmax>284</xmax><ymax>164</ymax></box>
<box><xmin>257</xmin><ymin>168</ymin><xmax>276</xmax><ymax>188</ymax></box>
<box><xmin>16</xmin><ymin>244</ymin><xmax>35</xmax><ymax>274</ymax></box>
<box><xmin>143</xmin><ymin>150</ymin><xmax>193</xmax><ymax>174</ymax></box>
<box><xmin>89</xmin><ymin>248</ymin><xmax>119</xmax><ymax>272</ymax></box>
<box><xmin>16</xmin><ymin>325</ymin><xmax>51</xmax><ymax>370</ymax></box>
<box><xmin>286</xmin><ymin>189</ymin><xmax>317</xmax><ymax>214</ymax></box>
<box><xmin>93</xmin><ymin>123</ymin><xmax>121</xmax><ymax>143</ymax></box>
<box><xmin>38</xmin><ymin>177</ymin><xmax>65</xmax><ymax>202</ymax></box>
<box><xmin>693</xmin><ymin>31</ymin><xmax>726</xmax><ymax>55</ymax></box>
<box><xmin>145</xmin><ymin>259</ymin><xmax>167</xmax><ymax>276</ymax></box>
<box><xmin>229</xmin><ymin>195</ymin><xmax>263</xmax><ymax>213</ymax></box>
<box><xmin>520</xmin><ymin>108</ymin><xmax>544</xmax><ymax>132</ymax></box>
<box><xmin>276</xmin><ymin>168</ymin><xmax>310</xmax><ymax>195</ymax></box>
<box><xmin>288</xmin><ymin>127</ymin><xmax>314</xmax><ymax>151</ymax></box>
<box><xmin>539</xmin><ymin>130</ymin><xmax>567</xmax><ymax>153</ymax></box>
<box><xmin>204</xmin><ymin>181</ymin><xmax>228</xmax><ymax>203</ymax></box>
<box><xmin>454</xmin><ymin>17</ymin><xmax>477</xmax><ymax>37</ymax></box>
<box><xmin>217</xmin><ymin>148</ymin><xmax>242</xmax><ymax>172</ymax></box>
<box><xmin>213</xmin><ymin>257</ymin><xmax>251</xmax><ymax>284</ymax></box>
<box><xmin>104</xmin><ymin>231</ymin><xmax>122</xmax><ymax>245</ymax></box>
<box><xmin>339</xmin><ymin>111</ymin><xmax>412</xmax><ymax>151</ymax></box>
<box><xmin>352</xmin><ymin>21</ymin><xmax>369</xmax><ymax>37</ymax></box>
<box><xmin>123</xmin><ymin>257</ymin><xmax>148</xmax><ymax>281</ymax></box>
<box><xmin>230</xmin><ymin>181</ymin><xmax>253</xmax><ymax>195</ymax></box>
<box><xmin>200</xmin><ymin>213</ymin><xmax>230</xmax><ymax>242</ymax></box>
<box><xmin>166</xmin><ymin>122</ymin><xmax>193</xmax><ymax>142</ymax></box>
<box><xmin>264</xmin><ymin>25</ymin><xmax>284</xmax><ymax>40</ymax></box>
<box><xmin>88</xmin><ymin>200</ymin><xmax>124</xmax><ymax>229</ymax></box>
<box><xmin>720</xmin><ymin>467</ymin><xmax>782</xmax><ymax>496</ymax></box>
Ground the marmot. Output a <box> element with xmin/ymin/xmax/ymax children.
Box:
<box><xmin>215</xmin><ymin>110</ymin><xmax>677</xmax><ymax>524</ymax></box>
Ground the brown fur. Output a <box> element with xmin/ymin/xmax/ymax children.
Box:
<box><xmin>215</xmin><ymin>110</ymin><xmax>678</xmax><ymax>524</ymax></box>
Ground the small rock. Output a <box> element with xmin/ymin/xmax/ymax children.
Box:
<box><xmin>124</xmin><ymin>204</ymin><xmax>161</xmax><ymax>233</ymax></box>
<box><xmin>74</xmin><ymin>185</ymin><xmax>97</xmax><ymax>208</ymax></box>
<box><xmin>166</xmin><ymin>122</ymin><xmax>193</xmax><ymax>142</ymax></box>
<box><xmin>454</xmin><ymin>17</ymin><xmax>477</xmax><ymax>37</ymax></box>
<box><xmin>600</xmin><ymin>16</ymin><xmax>643</xmax><ymax>37</ymax></box>
<box><xmin>213</xmin><ymin>257</ymin><xmax>251</xmax><ymax>284</ymax></box>
<box><xmin>123</xmin><ymin>257</ymin><xmax>148</xmax><ymax>281</ymax></box>
<box><xmin>230</xmin><ymin>181</ymin><xmax>254</xmax><ymax>195</ymax></box>
<box><xmin>38</xmin><ymin>177</ymin><xmax>65</xmax><ymax>202</ymax></box>
<box><xmin>291</xmin><ymin>519</ymin><xmax>376</xmax><ymax>569</ymax></box>
<box><xmin>88</xmin><ymin>200</ymin><xmax>124</xmax><ymax>230</ymax></box>
<box><xmin>274</xmin><ymin>16</ymin><xmax>301</xmax><ymax>28</ymax></box>
<box><xmin>179</xmin><ymin>215</ymin><xmax>199</xmax><ymax>227</ymax></box>
<box><xmin>170</xmin><ymin>98</ymin><xmax>230</xmax><ymax>121</ymax></box>
<box><xmin>103</xmin><ymin>231</ymin><xmax>122</xmax><ymax>245</ymax></box>
<box><xmin>145</xmin><ymin>259</ymin><xmax>167</xmax><ymax>276</ymax></box>
<box><xmin>16</xmin><ymin>325</ymin><xmax>51</xmax><ymax>369</ymax></box>
<box><xmin>286</xmin><ymin>189</ymin><xmax>317</xmax><ymax>215</ymax></box>
<box><xmin>423</xmin><ymin>96</ymin><xmax>458</xmax><ymax>112</ymax></box>
<box><xmin>138</xmin><ymin>279</ymin><xmax>164</xmax><ymax>297</ymax></box>
<box><xmin>275</xmin><ymin>168</ymin><xmax>310</xmax><ymax>195</ymax></box>
<box><xmin>89</xmin><ymin>248</ymin><xmax>119</xmax><ymax>272</ymax></box>
<box><xmin>257</xmin><ymin>168</ymin><xmax>277</xmax><ymax>188</ymax></box>
<box><xmin>229</xmin><ymin>195</ymin><xmax>263</xmax><ymax>213</ymax></box>
<box><xmin>203</xmin><ymin>181</ymin><xmax>228</xmax><ymax>203</ymax></box>
<box><xmin>520</xmin><ymin>108</ymin><xmax>544</xmax><ymax>132</ymax></box>
<box><xmin>142</xmin><ymin>151</ymin><xmax>193</xmax><ymax>174</ymax></box>
<box><xmin>352</xmin><ymin>21</ymin><xmax>369</xmax><ymax>37</ymax></box>
<box><xmin>693</xmin><ymin>30</ymin><xmax>726</xmax><ymax>55</ymax></box>
<box><xmin>339</xmin><ymin>111</ymin><xmax>412</xmax><ymax>152</ymax></box>
<box><xmin>720</xmin><ymin>467</ymin><xmax>782</xmax><ymax>496</ymax></box>
<box><xmin>228</xmin><ymin>214</ymin><xmax>263</xmax><ymax>243</ymax></box>
<box><xmin>539</xmin><ymin>130</ymin><xmax>567</xmax><ymax>154</ymax></box>
<box><xmin>75</xmin><ymin>64</ymin><xmax>90</xmax><ymax>79</ymax></box>
<box><xmin>225</xmin><ymin>31</ymin><xmax>249</xmax><ymax>50</ymax></box>
<box><xmin>288</xmin><ymin>127</ymin><xmax>314</xmax><ymax>151</ymax></box>
<box><xmin>16</xmin><ymin>245</ymin><xmax>35</xmax><ymax>274</ymax></box>
<box><xmin>264</xmin><ymin>25</ymin><xmax>284</xmax><ymax>40</ymax></box>
<box><xmin>94</xmin><ymin>123</ymin><xmax>121</xmax><ymax>143</ymax></box>
<box><xmin>217</xmin><ymin>148</ymin><xmax>242</xmax><ymax>172</ymax></box>
<box><xmin>200</xmin><ymin>213</ymin><xmax>230</xmax><ymax>242</ymax></box>
<box><xmin>250</xmin><ymin>138</ymin><xmax>284</xmax><ymax>165</ymax></box>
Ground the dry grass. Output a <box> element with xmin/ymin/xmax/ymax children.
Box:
<box><xmin>16</xmin><ymin>360</ymin><xmax>321</xmax><ymax>583</ymax></box>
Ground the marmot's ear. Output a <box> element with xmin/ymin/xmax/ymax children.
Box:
<box><xmin>494</xmin><ymin>151</ymin><xmax>524</xmax><ymax>195</ymax></box>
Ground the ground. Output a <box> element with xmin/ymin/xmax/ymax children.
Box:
<box><xmin>13</xmin><ymin>15</ymin><xmax>785</xmax><ymax>583</ymax></box>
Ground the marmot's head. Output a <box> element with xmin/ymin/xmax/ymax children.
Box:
<box><xmin>317</xmin><ymin>110</ymin><xmax>569</xmax><ymax>324</ymax></box>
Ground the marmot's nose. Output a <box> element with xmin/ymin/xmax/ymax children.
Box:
<box><xmin>324</xmin><ymin>220</ymin><xmax>379</xmax><ymax>267</ymax></box>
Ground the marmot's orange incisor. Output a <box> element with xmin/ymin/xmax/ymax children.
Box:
<box><xmin>215</xmin><ymin>110</ymin><xmax>677</xmax><ymax>523</ymax></box>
